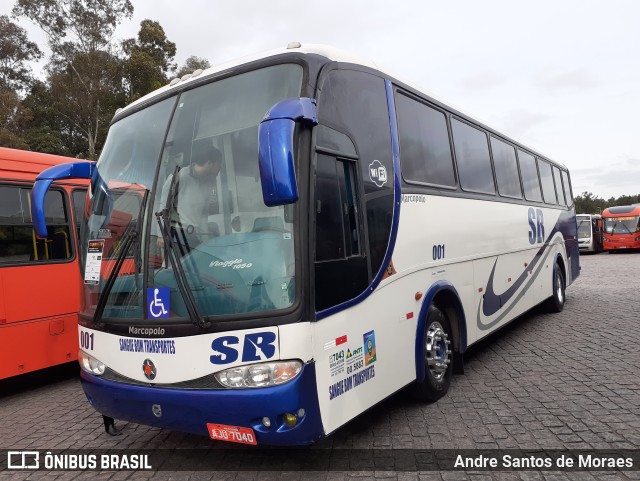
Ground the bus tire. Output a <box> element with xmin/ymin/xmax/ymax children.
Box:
<box><xmin>546</xmin><ymin>263</ymin><xmax>565</xmax><ymax>313</ymax></box>
<box><xmin>413</xmin><ymin>305</ymin><xmax>453</xmax><ymax>402</ymax></box>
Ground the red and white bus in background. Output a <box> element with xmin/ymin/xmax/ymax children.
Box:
<box><xmin>0</xmin><ymin>147</ymin><xmax>88</xmax><ymax>379</ymax></box>
<box><xmin>602</xmin><ymin>205</ymin><xmax>640</xmax><ymax>253</ymax></box>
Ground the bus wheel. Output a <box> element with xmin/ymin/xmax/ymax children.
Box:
<box><xmin>546</xmin><ymin>263</ymin><xmax>565</xmax><ymax>313</ymax></box>
<box><xmin>413</xmin><ymin>305</ymin><xmax>453</xmax><ymax>402</ymax></box>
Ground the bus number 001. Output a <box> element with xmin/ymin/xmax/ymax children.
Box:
<box><xmin>432</xmin><ymin>244</ymin><xmax>445</xmax><ymax>261</ymax></box>
<box><xmin>80</xmin><ymin>331</ymin><xmax>94</xmax><ymax>350</ymax></box>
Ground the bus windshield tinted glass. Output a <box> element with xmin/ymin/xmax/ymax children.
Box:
<box><xmin>82</xmin><ymin>64</ymin><xmax>304</xmax><ymax>321</ymax></box>
<box><xmin>148</xmin><ymin>64</ymin><xmax>303</xmax><ymax>320</ymax></box>
<box><xmin>81</xmin><ymin>97</ymin><xmax>176</xmax><ymax>319</ymax></box>
<box><xmin>604</xmin><ymin>216</ymin><xmax>640</xmax><ymax>235</ymax></box>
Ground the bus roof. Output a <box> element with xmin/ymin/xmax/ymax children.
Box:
<box><xmin>602</xmin><ymin>205</ymin><xmax>640</xmax><ymax>217</ymax></box>
<box><xmin>117</xmin><ymin>42</ymin><xmax>566</xmax><ymax>170</ymax></box>
<box><xmin>0</xmin><ymin>147</ymin><xmax>86</xmax><ymax>184</ymax></box>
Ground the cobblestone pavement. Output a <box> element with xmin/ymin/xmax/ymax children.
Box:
<box><xmin>1</xmin><ymin>252</ymin><xmax>639</xmax><ymax>480</ymax></box>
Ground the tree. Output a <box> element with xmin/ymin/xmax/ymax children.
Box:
<box><xmin>0</xmin><ymin>89</ymin><xmax>31</xmax><ymax>149</ymax></box>
<box><xmin>13</xmin><ymin>0</ymin><xmax>134</xmax><ymax>158</ymax></box>
<box><xmin>0</xmin><ymin>15</ymin><xmax>42</xmax><ymax>149</ymax></box>
<box><xmin>122</xmin><ymin>19</ymin><xmax>176</xmax><ymax>102</ymax></box>
<box><xmin>176</xmin><ymin>56</ymin><xmax>211</xmax><ymax>78</ymax></box>
<box><xmin>0</xmin><ymin>15</ymin><xmax>42</xmax><ymax>93</ymax></box>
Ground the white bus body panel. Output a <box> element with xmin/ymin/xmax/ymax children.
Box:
<box><xmin>313</xmin><ymin>195</ymin><xmax>567</xmax><ymax>435</ymax></box>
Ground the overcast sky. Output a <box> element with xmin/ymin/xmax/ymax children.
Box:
<box><xmin>3</xmin><ymin>0</ymin><xmax>639</xmax><ymax>199</ymax></box>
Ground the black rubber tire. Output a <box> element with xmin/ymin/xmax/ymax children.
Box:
<box><xmin>412</xmin><ymin>305</ymin><xmax>453</xmax><ymax>402</ymax></box>
<box><xmin>546</xmin><ymin>263</ymin><xmax>565</xmax><ymax>313</ymax></box>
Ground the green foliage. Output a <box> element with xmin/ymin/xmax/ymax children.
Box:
<box><xmin>176</xmin><ymin>56</ymin><xmax>211</xmax><ymax>78</ymax></box>
<box><xmin>122</xmin><ymin>19</ymin><xmax>176</xmax><ymax>102</ymax></box>
<box><xmin>0</xmin><ymin>15</ymin><xmax>42</xmax><ymax>93</ymax></box>
<box><xmin>13</xmin><ymin>0</ymin><xmax>134</xmax><ymax>158</ymax></box>
<box><xmin>574</xmin><ymin>191</ymin><xmax>640</xmax><ymax>214</ymax></box>
<box><xmin>12</xmin><ymin>0</ymin><xmax>133</xmax><ymax>55</ymax></box>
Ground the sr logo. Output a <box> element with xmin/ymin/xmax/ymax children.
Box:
<box><xmin>210</xmin><ymin>332</ymin><xmax>277</xmax><ymax>365</ymax></box>
<box><xmin>528</xmin><ymin>208</ymin><xmax>545</xmax><ymax>245</ymax></box>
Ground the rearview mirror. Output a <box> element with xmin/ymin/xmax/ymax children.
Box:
<box><xmin>31</xmin><ymin>161</ymin><xmax>95</xmax><ymax>238</ymax></box>
<box><xmin>258</xmin><ymin>97</ymin><xmax>317</xmax><ymax>206</ymax></box>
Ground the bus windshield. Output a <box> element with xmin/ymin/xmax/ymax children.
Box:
<box><xmin>577</xmin><ymin>217</ymin><xmax>592</xmax><ymax>239</ymax></box>
<box><xmin>82</xmin><ymin>64</ymin><xmax>304</xmax><ymax>321</ymax></box>
<box><xmin>604</xmin><ymin>216</ymin><xmax>640</xmax><ymax>235</ymax></box>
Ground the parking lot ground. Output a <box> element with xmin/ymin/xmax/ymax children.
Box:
<box><xmin>1</xmin><ymin>252</ymin><xmax>639</xmax><ymax>480</ymax></box>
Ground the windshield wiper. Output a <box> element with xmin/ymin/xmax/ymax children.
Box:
<box><xmin>94</xmin><ymin>225</ymin><xmax>137</xmax><ymax>324</ymax></box>
<box><xmin>94</xmin><ymin>189</ymin><xmax>149</xmax><ymax>324</ymax></box>
<box><xmin>612</xmin><ymin>223</ymin><xmax>630</xmax><ymax>234</ymax></box>
<box><xmin>155</xmin><ymin>166</ymin><xmax>207</xmax><ymax>328</ymax></box>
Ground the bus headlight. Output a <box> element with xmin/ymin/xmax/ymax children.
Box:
<box><xmin>603</xmin><ymin>236</ymin><xmax>610</xmax><ymax>242</ymax></box>
<box><xmin>635</xmin><ymin>235</ymin><xmax>640</xmax><ymax>241</ymax></box>
<box><xmin>79</xmin><ymin>351</ymin><xmax>106</xmax><ymax>375</ymax></box>
<box><xmin>215</xmin><ymin>360</ymin><xmax>302</xmax><ymax>388</ymax></box>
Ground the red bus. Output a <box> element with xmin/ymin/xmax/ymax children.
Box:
<box><xmin>602</xmin><ymin>205</ymin><xmax>640</xmax><ymax>252</ymax></box>
<box><xmin>0</xmin><ymin>147</ymin><xmax>88</xmax><ymax>379</ymax></box>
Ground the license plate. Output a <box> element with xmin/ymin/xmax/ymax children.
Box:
<box><xmin>207</xmin><ymin>423</ymin><xmax>257</xmax><ymax>445</ymax></box>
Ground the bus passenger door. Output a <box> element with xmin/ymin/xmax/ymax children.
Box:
<box><xmin>312</xmin><ymin>67</ymin><xmax>396</xmax><ymax>434</ymax></box>
<box><xmin>314</xmin><ymin>153</ymin><xmax>368</xmax><ymax>311</ymax></box>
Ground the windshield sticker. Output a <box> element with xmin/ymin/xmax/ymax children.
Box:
<box><xmin>98</xmin><ymin>228</ymin><xmax>112</xmax><ymax>238</ymax></box>
<box><xmin>119</xmin><ymin>337</ymin><xmax>176</xmax><ymax>355</ymax></box>
<box><xmin>84</xmin><ymin>240</ymin><xmax>104</xmax><ymax>285</ymax></box>
<box><xmin>368</xmin><ymin>160</ymin><xmax>388</xmax><ymax>187</ymax></box>
<box><xmin>147</xmin><ymin>287</ymin><xmax>170</xmax><ymax>319</ymax></box>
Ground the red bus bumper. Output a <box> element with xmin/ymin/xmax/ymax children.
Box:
<box><xmin>603</xmin><ymin>235</ymin><xmax>640</xmax><ymax>251</ymax></box>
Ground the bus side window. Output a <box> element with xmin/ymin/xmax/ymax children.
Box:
<box><xmin>72</xmin><ymin>189</ymin><xmax>87</xmax><ymax>245</ymax></box>
<box><xmin>553</xmin><ymin>166</ymin><xmax>566</xmax><ymax>206</ymax></box>
<box><xmin>537</xmin><ymin>159</ymin><xmax>557</xmax><ymax>205</ymax></box>
<box><xmin>0</xmin><ymin>185</ymin><xmax>72</xmax><ymax>264</ymax></box>
<box><xmin>518</xmin><ymin>150</ymin><xmax>543</xmax><ymax>202</ymax></box>
<box><xmin>561</xmin><ymin>170</ymin><xmax>574</xmax><ymax>207</ymax></box>
<box><xmin>451</xmin><ymin>118</ymin><xmax>495</xmax><ymax>195</ymax></box>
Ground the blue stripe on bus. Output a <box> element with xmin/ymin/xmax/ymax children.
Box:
<box><xmin>81</xmin><ymin>362</ymin><xmax>324</xmax><ymax>446</ymax></box>
<box><xmin>316</xmin><ymin>79</ymin><xmax>402</xmax><ymax>321</ymax></box>
<box><xmin>482</xmin><ymin>209</ymin><xmax>577</xmax><ymax>319</ymax></box>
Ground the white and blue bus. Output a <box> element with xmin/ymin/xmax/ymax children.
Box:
<box><xmin>31</xmin><ymin>43</ymin><xmax>579</xmax><ymax>446</ymax></box>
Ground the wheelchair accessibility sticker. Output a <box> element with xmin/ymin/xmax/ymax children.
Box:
<box><xmin>147</xmin><ymin>287</ymin><xmax>170</xmax><ymax>319</ymax></box>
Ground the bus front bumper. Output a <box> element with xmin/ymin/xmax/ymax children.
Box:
<box><xmin>80</xmin><ymin>362</ymin><xmax>324</xmax><ymax>446</ymax></box>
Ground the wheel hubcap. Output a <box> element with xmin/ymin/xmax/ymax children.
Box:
<box><xmin>556</xmin><ymin>272</ymin><xmax>564</xmax><ymax>303</ymax></box>
<box><xmin>425</xmin><ymin>322</ymin><xmax>451</xmax><ymax>380</ymax></box>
